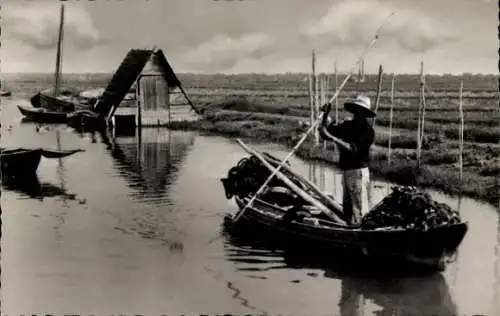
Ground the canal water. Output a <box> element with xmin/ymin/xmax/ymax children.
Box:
<box><xmin>1</xmin><ymin>98</ymin><xmax>499</xmax><ymax>315</ymax></box>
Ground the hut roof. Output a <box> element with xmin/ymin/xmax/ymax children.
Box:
<box><xmin>94</xmin><ymin>48</ymin><xmax>183</xmax><ymax>116</ymax></box>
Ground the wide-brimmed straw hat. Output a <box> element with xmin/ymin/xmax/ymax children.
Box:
<box><xmin>344</xmin><ymin>95</ymin><xmax>376</xmax><ymax>118</ymax></box>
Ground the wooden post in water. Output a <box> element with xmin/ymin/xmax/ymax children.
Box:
<box><xmin>458</xmin><ymin>75</ymin><xmax>464</xmax><ymax>185</ymax></box>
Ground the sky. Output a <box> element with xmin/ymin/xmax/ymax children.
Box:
<box><xmin>1</xmin><ymin>0</ymin><xmax>497</xmax><ymax>74</ymax></box>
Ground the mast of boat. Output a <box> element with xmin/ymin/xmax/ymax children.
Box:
<box><xmin>53</xmin><ymin>4</ymin><xmax>65</xmax><ymax>97</ymax></box>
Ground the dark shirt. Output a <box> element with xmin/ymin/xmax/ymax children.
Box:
<box><xmin>319</xmin><ymin>118</ymin><xmax>374</xmax><ymax>170</ymax></box>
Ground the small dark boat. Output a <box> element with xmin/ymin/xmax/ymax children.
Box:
<box><xmin>0</xmin><ymin>148</ymin><xmax>42</xmax><ymax>177</ymax></box>
<box><xmin>29</xmin><ymin>5</ymin><xmax>88</xmax><ymax>114</ymax></box>
<box><xmin>224</xmin><ymin>196</ymin><xmax>467</xmax><ymax>272</ymax></box>
<box><xmin>40</xmin><ymin>148</ymin><xmax>84</xmax><ymax>158</ymax></box>
<box><xmin>0</xmin><ymin>147</ymin><xmax>83</xmax><ymax>177</ymax></box>
<box><xmin>0</xmin><ymin>90</ymin><xmax>12</xmax><ymax>97</ymax></box>
<box><xmin>17</xmin><ymin>105</ymin><xmax>68</xmax><ymax>123</ymax></box>
<box><xmin>30</xmin><ymin>92</ymin><xmax>77</xmax><ymax>112</ymax></box>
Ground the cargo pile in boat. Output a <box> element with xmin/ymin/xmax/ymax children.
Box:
<box><xmin>361</xmin><ymin>186</ymin><xmax>462</xmax><ymax>231</ymax></box>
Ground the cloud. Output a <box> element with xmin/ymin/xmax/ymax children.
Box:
<box><xmin>302</xmin><ymin>0</ymin><xmax>459</xmax><ymax>53</ymax></box>
<box><xmin>182</xmin><ymin>33</ymin><xmax>272</xmax><ymax>72</ymax></box>
<box><xmin>4</xmin><ymin>3</ymin><xmax>108</xmax><ymax>51</ymax></box>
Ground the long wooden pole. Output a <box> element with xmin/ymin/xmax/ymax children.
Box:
<box><xmin>459</xmin><ymin>75</ymin><xmax>464</xmax><ymax>185</ymax></box>
<box><xmin>388</xmin><ymin>74</ymin><xmax>395</xmax><ymax>167</ymax></box>
<box><xmin>371</xmin><ymin>64</ymin><xmax>384</xmax><ymax>127</ymax></box>
<box><xmin>236</xmin><ymin>140</ymin><xmax>346</xmax><ymax>225</ymax></box>
<box><xmin>261</xmin><ymin>152</ymin><xmax>343</xmax><ymax>215</ymax></box>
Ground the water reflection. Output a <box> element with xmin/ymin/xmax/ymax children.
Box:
<box><xmin>224</xmin><ymin>233</ymin><xmax>458</xmax><ymax>316</ymax></box>
<box><xmin>2</xmin><ymin>174</ymin><xmax>74</xmax><ymax>200</ymax></box>
<box><xmin>106</xmin><ymin>128</ymin><xmax>195</xmax><ymax>203</ymax></box>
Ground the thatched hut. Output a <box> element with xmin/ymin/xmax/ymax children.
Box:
<box><xmin>94</xmin><ymin>48</ymin><xmax>199</xmax><ymax>128</ymax></box>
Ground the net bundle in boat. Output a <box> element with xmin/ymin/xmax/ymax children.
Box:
<box><xmin>221</xmin><ymin>154</ymin><xmax>306</xmax><ymax>205</ymax></box>
<box><xmin>361</xmin><ymin>186</ymin><xmax>462</xmax><ymax>231</ymax></box>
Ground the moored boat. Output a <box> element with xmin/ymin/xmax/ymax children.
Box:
<box><xmin>30</xmin><ymin>91</ymin><xmax>80</xmax><ymax>112</ymax></box>
<box><xmin>17</xmin><ymin>105</ymin><xmax>68</xmax><ymax>123</ymax></box>
<box><xmin>30</xmin><ymin>4</ymin><xmax>88</xmax><ymax>114</ymax></box>
<box><xmin>0</xmin><ymin>148</ymin><xmax>42</xmax><ymax>177</ymax></box>
<box><xmin>0</xmin><ymin>90</ymin><xmax>12</xmax><ymax>97</ymax></box>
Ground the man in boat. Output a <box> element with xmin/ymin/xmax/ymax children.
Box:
<box><xmin>318</xmin><ymin>95</ymin><xmax>375</xmax><ymax>227</ymax></box>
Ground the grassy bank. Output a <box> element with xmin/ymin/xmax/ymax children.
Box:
<box><xmin>168</xmin><ymin>101</ymin><xmax>499</xmax><ymax>206</ymax></box>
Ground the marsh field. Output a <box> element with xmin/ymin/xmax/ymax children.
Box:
<box><xmin>2</xmin><ymin>72</ymin><xmax>499</xmax><ymax>205</ymax></box>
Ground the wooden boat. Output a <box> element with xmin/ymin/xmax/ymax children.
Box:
<box><xmin>1</xmin><ymin>148</ymin><xmax>42</xmax><ymax>177</ymax></box>
<box><xmin>221</xmin><ymin>140</ymin><xmax>468</xmax><ymax>272</ymax></box>
<box><xmin>29</xmin><ymin>4</ymin><xmax>81</xmax><ymax>113</ymax></box>
<box><xmin>30</xmin><ymin>92</ymin><xmax>79</xmax><ymax>112</ymax></box>
<box><xmin>18</xmin><ymin>105</ymin><xmax>68</xmax><ymax>123</ymax></box>
<box><xmin>0</xmin><ymin>90</ymin><xmax>12</xmax><ymax>97</ymax></box>
<box><xmin>0</xmin><ymin>147</ymin><xmax>83</xmax><ymax>177</ymax></box>
<box><xmin>224</xmin><ymin>195</ymin><xmax>467</xmax><ymax>272</ymax></box>
<box><xmin>40</xmin><ymin>148</ymin><xmax>84</xmax><ymax>158</ymax></box>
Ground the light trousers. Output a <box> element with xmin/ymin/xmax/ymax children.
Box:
<box><xmin>342</xmin><ymin>167</ymin><xmax>371</xmax><ymax>226</ymax></box>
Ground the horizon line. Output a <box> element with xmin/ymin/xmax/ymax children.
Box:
<box><xmin>1</xmin><ymin>71</ymin><xmax>498</xmax><ymax>76</ymax></box>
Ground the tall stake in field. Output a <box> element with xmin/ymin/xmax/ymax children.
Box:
<box><xmin>312</xmin><ymin>50</ymin><xmax>319</xmax><ymax>145</ymax></box>
<box><xmin>388</xmin><ymin>74</ymin><xmax>395</xmax><ymax>168</ymax></box>
<box><xmin>371</xmin><ymin>65</ymin><xmax>384</xmax><ymax>127</ymax></box>
<box><xmin>334</xmin><ymin>60</ymin><xmax>339</xmax><ymax>121</ymax></box>
<box><xmin>320</xmin><ymin>75</ymin><xmax>327</xmax><ymax>150</ymax></box>
<box><xmin>458</xmin><ymin>75</ymin><xmax>464</xmax><ymax>186</ymax></box>
<box><xmin>416</xmin><ymin>61</ymin><xmax>425</xmax><ymax>167</ymax></box>
<box><xmin>419</xmin><ymin>61</ymin><xmax>427</xmax><ymax>152</ymax></box>
<box><xmin>308</xmin><ymin>74</ymin><xmax>314</xmax><ymax>131</ymax></box>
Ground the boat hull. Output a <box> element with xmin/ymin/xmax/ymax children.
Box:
<box><xmin>17</xmin><ymin>105</ymin><xmax>68</xmax><ymax>123</ymax></box>
<box><xmin>30</xmin><ymin>92</ymin><xmax>89</xmax><ymax>112</ymax></box>
<box><xmin>227</xmin><ymin>196</ymin><xmax>468</xmax><ymax>272</ymax></box>
<box><xmin>0</xmin><ymin>148</ymin><xmax>42</xmax><ymax>177</ymax></box>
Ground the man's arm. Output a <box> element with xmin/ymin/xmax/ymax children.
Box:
<box><xmin>318</xmin><ymin>121</ymin><xmax>353</xmax><ymax>151</ymax></box>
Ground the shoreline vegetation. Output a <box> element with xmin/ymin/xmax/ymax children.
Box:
<box><xmin>5</xmin><ymin>73</ymin><xmax>499</xmax><ymax>206</ymax></box>
<box><xmin>166</xmin><ymin>98</ymin><xmax>499</xmax><ymax>207</ymax></box>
